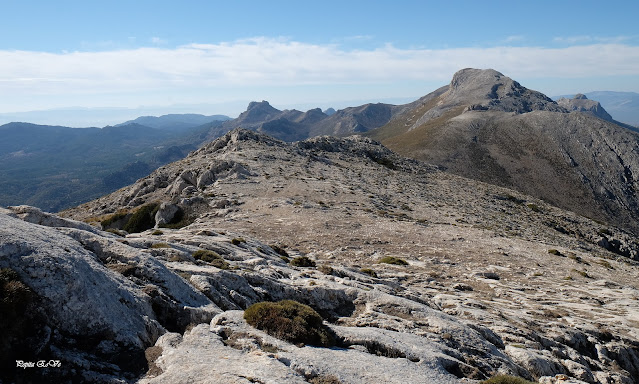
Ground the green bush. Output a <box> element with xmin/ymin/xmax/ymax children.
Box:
<box><xmin>270</xmin><ymin>244</ymin><xmax>289</xmax><ymax>257</ymax></box>
<box><xmin>598</xmin><ymin>228</ymin><xmax>612</xmax><ymax>236</ymax></box>
<box><xmin>209</xmin><ymin>258</ymin><xmax>230</xmax><ymax>270</ymax></box>
<box><xmin>360</xmin><ymin>268</ymin><xmax>378</xmax><ymax>278</ymax></box>
<box><xmin>378</xmin><ymin>256</ymin><xmax>408</xmax><ymax>266</ymax></box>
<box><xmin>291</xmin><ymin>256</ymin><xmax>316</xmax><ymax>268</ymax></box>
<box><xmin>480</xmin><ymin>375</ymin><xmax>536</xmax><ymax>384</ymax></box>
<box><xmin>0</xmin><ymin>268</ymin><xmax>34</xmax><ymax>354</ymax></box>
<box><xmin>105</xmin><ymin>228</ymin><xmax>125</xmax><ymax>236</ymax></box>
<box><xmin>100</xmin><ymin>211</ymin><xmax>129</xmax><ymax>229</ymax></box>
<box><xmin>526</xmin><ymin>203</ymin><xmax>541</xmax><ymax>213</ymax></box>
<box><xmin>548</xmin><ymin>249</ymin><xmax>562</xmax><ymax>256</ymax></box>
<box><xmin>192</xmin><ymin>249</ymin><xmax>229</xmax><ymax>269</ymax></box>
<box><xmin>231</xmin><ymin>237</ymin><xmax>246</xmax><ymax>246</ymax></box>
<box><xmin>123</xmin><ymin>203</ymin><xmax>159</xmax><ymax>233</ymax></box>
<box><xmin>158</xmin><ymin>208</ymin><xmax>193</xmax><ymax>229</ymax></box>
<box><xmin>244</xmin><ymin>300</ymin><xmax>334</xmax><ymax>347</ymax></box>
<box><xmin>310</xmin><ymin>375</ymin><xmax>342</xmax><ymax>384</ymax></box>
<box><xmin>318</xmin><ymin>265</ymin><xmax>333</xmax><ymax>275</ymax></box>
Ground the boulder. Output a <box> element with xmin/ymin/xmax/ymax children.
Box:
<box><xmin>154</xmin><ymin>203</ymin><xmax>180</xmax><ymax>227</ymax></box>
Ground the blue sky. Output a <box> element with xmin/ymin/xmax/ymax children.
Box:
<box><xmin>1</xmin><ymin>0</ymin><xmax>638</xmax><ymax>126</ymax></box>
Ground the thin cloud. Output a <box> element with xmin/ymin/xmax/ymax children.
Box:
<box><xmin>553</xmin><ymin>35</ymin><xmax>634</xmax><ymax>45</ymax></box>
<box><xmin>151</xmin><ymin>37</ymin><xmax>168</xmax><ymax>45</ymax></box>
<box><xmin>503</xmin><ymin>35</ymin><xmax>525</xmax><ymax>43</ymax></box>
<box><xmin>0</xmin><ymin>37</ymin><xmax>638</xmax><ymax>106</ymax></box>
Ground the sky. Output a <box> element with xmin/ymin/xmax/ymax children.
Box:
<box><xmin>1</xmin><ymin>0</ymin><xmax>638</xmax><ymax>126</ymax></box>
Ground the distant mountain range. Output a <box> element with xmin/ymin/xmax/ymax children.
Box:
<box><xmin>0</xmin><ymin>117</ymin><xmax>227</xmax><ymax>211</ymax></box>
<box><xmin>199</xmin><ymin>100</ymin><xmax>401</xmax><ymax>142</ymax></box>
<box><xmin>116</xmin><ymin>113</ymin><xmax>231</xmax><ymax>131</ymax></box>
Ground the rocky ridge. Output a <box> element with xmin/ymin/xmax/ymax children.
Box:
<box><xmin>369</xmin><ymin>68</ymin><xmax>639</xmax><ymax>235</ymax></box>
<box><xmin>14</xmin><ymin>129</ymin><xmax>631</xmax><ymax>383</ymax></box>
<box><xmin>202</xmin><ymin>100</ymin><xmax>401</xmax><ymax>143</ymax></box>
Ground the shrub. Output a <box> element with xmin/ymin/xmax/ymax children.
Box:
<box><xmin>100</xmin><ymin>211</ymin><xmax>129</xmax><ymax>229</ymax></box>
<box><xmin>193</xmin><ymin>249</ymin><xmax>219</xmax><ymax>260</ymax></box>
<box><xmin>310</xmin><ymin>375</ymin><xmax>343</xmax><ymax>384</ymax></box>
<box><xmin>243</xmin><ymin>300</ymin><xmax>335</xmax><ymax>347</ymax></box>
<box><xmin>108</xmin><ymin>263</ymin><xmax>137</xmax><ymax>277</ymax></box>
<box><xmin>0</xmin><ymin>269</ymin><xmax>32</xmax><ymax>308</ymax></box>
<box><xmin>270</xmin><ymin>244</ymin><xmax>289</xmax><ymax>257</ymax></box>
<box><xmin>598</xmin><ymin>228</ymin><xmax>612</xmax><ymax>236</ymax></box>
<box><xmin>548</xmin><ymin>249</ymin><xmax>562</xmax><ymax>256</ymax></box>
<box><xmin>318</xmin><ymin>265</ymin><xmax>333</xmax><ymax>275</ymax></box>
<box><xmin>502</xmin><ymin>195</ymin><xmax>525</xmax><ymax>204</ymax></box>
<box><xmin>480</xmin><ymin>374</ymin><xmax>536</xmax><ymax>384</ymax></box>
<box><xmin>378</xmin><ymin>256</ymin><xmax>408</xmax><ymax>266</ymax></box>
<box><xmin>366</xmin><ymin>152</ymin><xmax>396</xmax><ymax>170</ymax></box>
<box><xmin>0</xmin><ymin>268</ymin><xmax>35</xmax><ymax>359</ymax></box>
<box><xmin>360</xmin><ymin>268</ymin><xmax>378</xmax><ymax>278</ymax></box>
<box><xmin>192</xmin><ymin>249</ymin><xmax>229</xmax><ymax>269</ymax></box>
<box><xmin>526</xmin><ymin>203</ymin><xmax>541</xmax><ymax>213</ymax></box>
<box><xmin>291</xmin><ymin>256</ymin><xmax>316</xmax><ymax>268</ymax></box>
<box><xmin>231</xmin><ymin>237</ymin><xmax>246</xmax><ymax>246</ymax></box>
<box><xmin>209</xmin><ymin>258</ymin><xmax>230</xmax><ymax>270</ymax></box>
<box><xmin>151</xmin><ymin>230</ymin><xmax>163</xmax><ymax>236</ymax></box>
<box><xmin>158</xmin><ymin>208</ymin><xmax>193</xmax><ymax>229</ymax></box>
<box><xmin>105</xmin><ymin>228</ymin><xmax>125</xmax><ymax>236</ymax></box>
<box><xmin>123</xmin><ymin>203</ymin><xmax>159</xmax><ymax>233</ymax></box>
<box><xmin>150</xmin><ymin>243</ymin><xmax>170</xmax><ymax>249</ymax></box>
<box><xmin>596</xmin><ymin>259</ymin><xmax>613</xmax><ymax>269</ymax></box>
<box><xmin>572</xmin><ymin>269</ymin><xmax>590</xmax><ymax>278</ymax></box>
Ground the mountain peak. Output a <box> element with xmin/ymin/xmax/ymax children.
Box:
<box><xmin>445</xmin><ymin>68</ymin><xmax>564</xmax><ymax>113</ymax></box>
<box><xmin>235</xmin><ymin>100</ymin><xmax>281</xmax><ymax>125</ymax></box>
<box><xmin>247</xmin><ymin>100</ymin><xmax>273</xmax><ymax>111</ymax></box>
<box><xmin>449</xmin><ymin>68</ymin><xmax>505</xmax><ymax>91</ymax></box>
<box><xmin>557</xmin><ymin>94</ymin><xmax>613</xmax><ymax>121</ymax></box>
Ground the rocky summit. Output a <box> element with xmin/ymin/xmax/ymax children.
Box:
<box><xmin>556</xmin><ymin>94</ymin><xmax>614</xmax><ymax>122</ymax></box>
<box><xmin>2</xmin><ymin>128</ymin><xmax>638</xmax><ymax>383</ymax></box>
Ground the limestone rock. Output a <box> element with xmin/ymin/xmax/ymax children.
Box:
<box><xmin>154</xmin><ymin>203</ymin><xmax>180</xmax><ymax>227</ymax></box>
<box><xmin>505</xmin><ymin>345</ymin><xmax>566</xmax><ymax>379</ymax></box>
